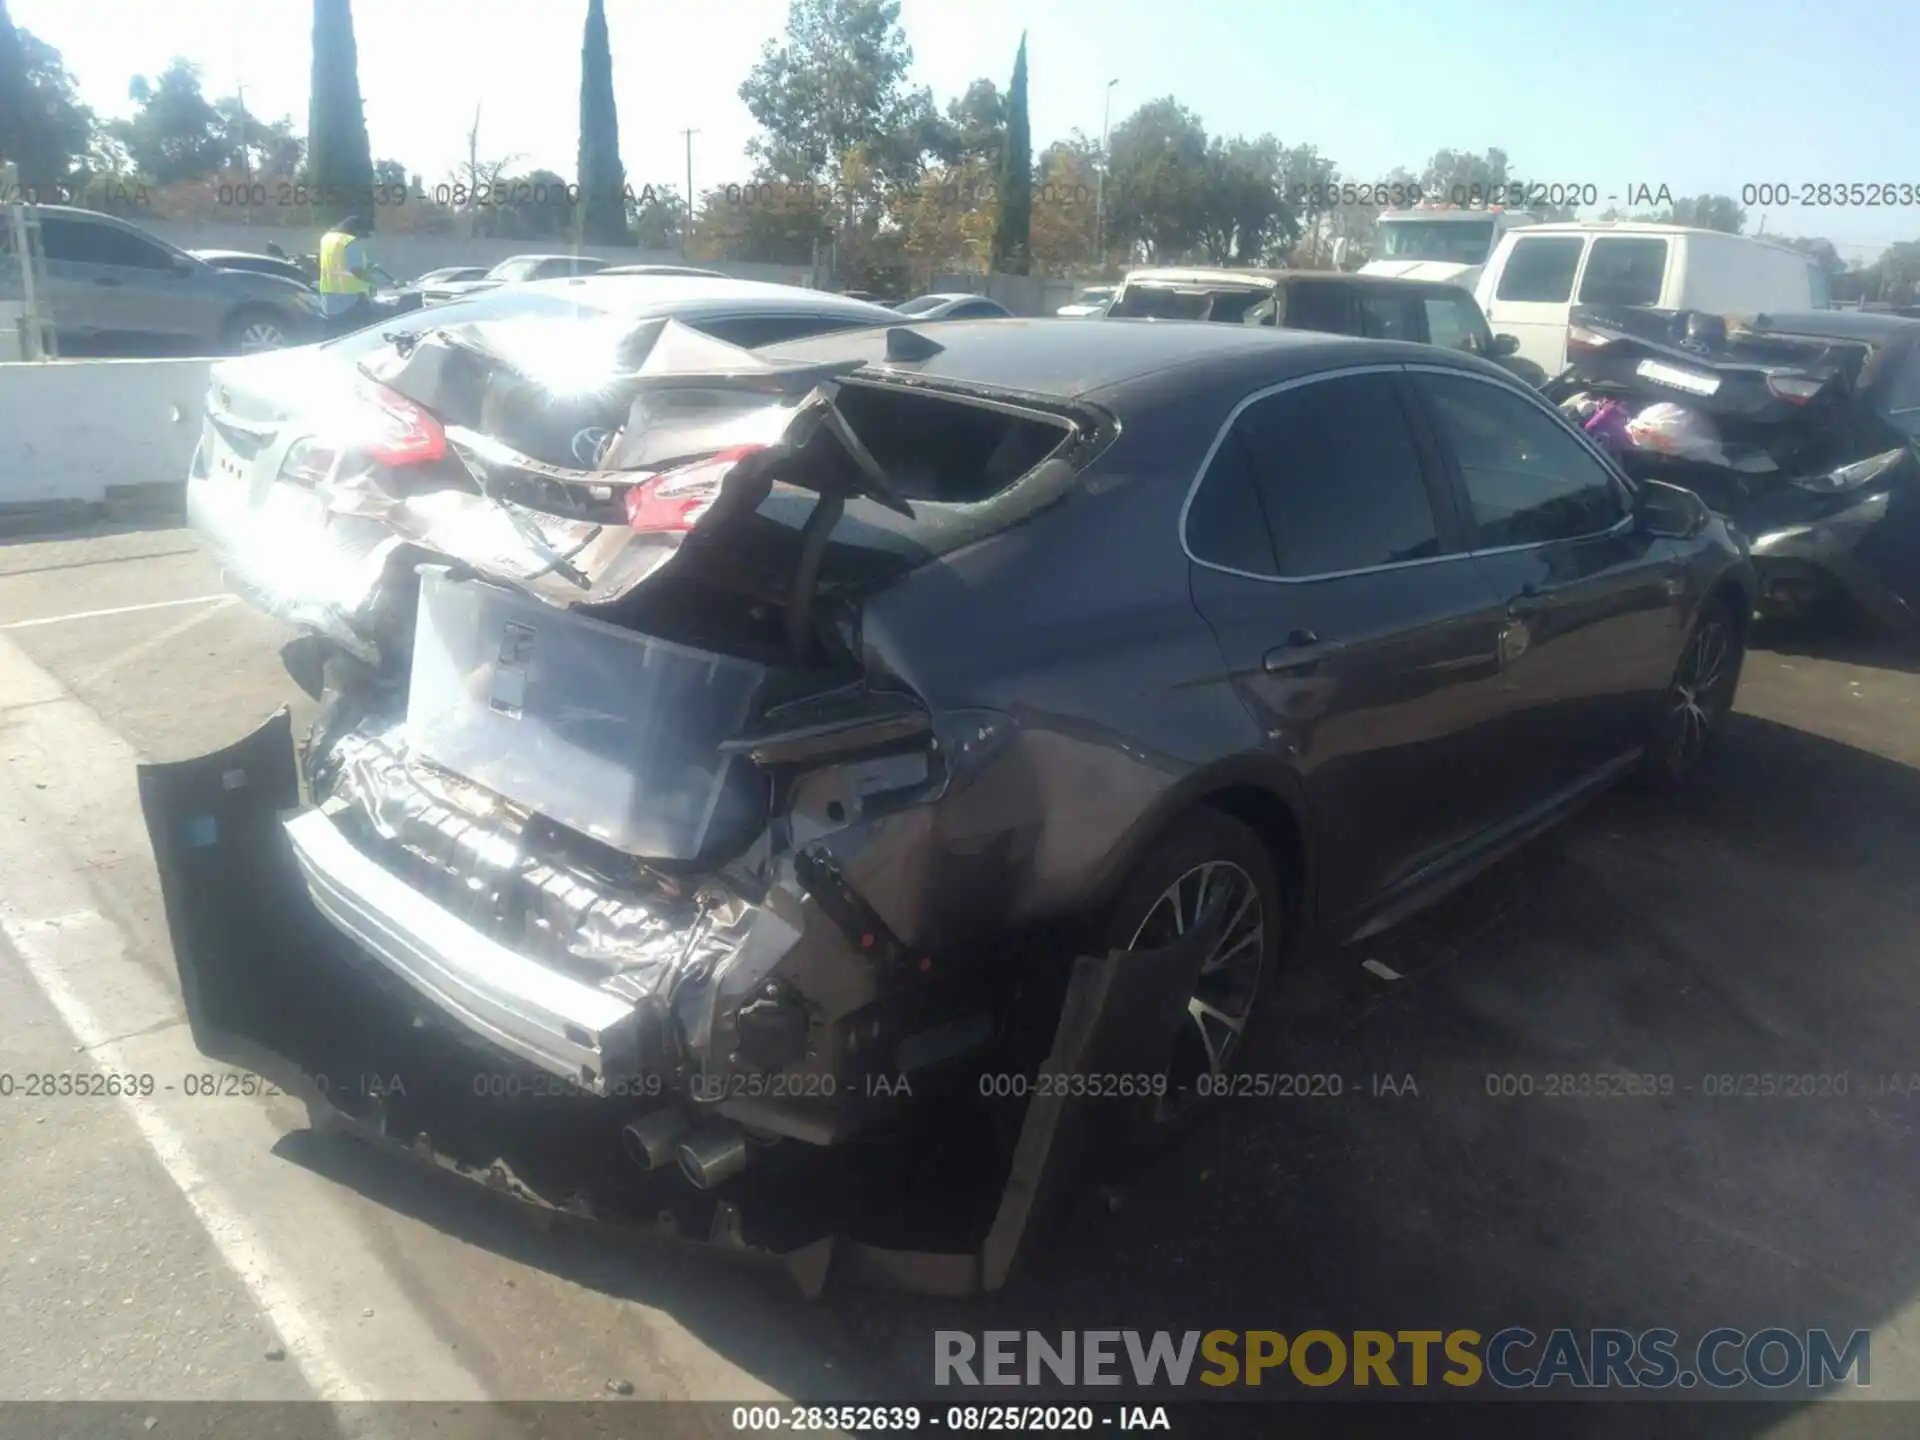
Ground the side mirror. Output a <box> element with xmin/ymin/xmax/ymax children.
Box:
<box><xmin>1633</xmin><ymin>478</ymin><xmax>1711</xmax><ymax>540</ymax></box>
<box><xmin>1486</xmin><ymin>332</ymin><xmax>1520</xmax><ymax>358</ymax></box>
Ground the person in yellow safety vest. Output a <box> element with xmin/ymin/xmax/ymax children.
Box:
<box><xmin>316</xmin><ymin>215</ymin><xmax>375</xmax><ymax>330</ymax></box>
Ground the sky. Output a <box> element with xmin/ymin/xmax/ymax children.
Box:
<box><xmin>11</xmin><ymin>0</ymin><xmax>1918</xmax><ymax>262</ymax></box>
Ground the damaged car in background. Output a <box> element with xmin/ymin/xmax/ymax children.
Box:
<box><xmin>1547</xmin><ymin>305</ymin><xmax>1920</xmax><ymax>632</ymax></box>
<box><xmin>144</xmin><ymin>297</ymin><xmax>1754</xmax><ymax>1294</ymax></box>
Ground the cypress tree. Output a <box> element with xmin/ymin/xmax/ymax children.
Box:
<box><xmin>307</xmin><ymin>0</ymin><xmax>376</xmax><ymax>229</ymax></box>
<box><xmin>991</xmin><ymin>33</ymin><xmax>1031</xmax><ymax>275</ymax></box>
<box><xmin>577</xmin><ymin>0</ymin><xmax>631</xmax><ymax>245</ymax></box>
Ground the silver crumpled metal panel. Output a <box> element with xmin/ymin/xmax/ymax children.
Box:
<box><xmin>314</xmin><ymin>716</ymin><xmax>765</xmax><ymax>1020</ymax></box>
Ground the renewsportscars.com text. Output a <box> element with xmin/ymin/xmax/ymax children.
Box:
<box><xmin>933</xmin><ymin>1328</ymin><xmax>1870</xmax><ymax>1391</ymax></box>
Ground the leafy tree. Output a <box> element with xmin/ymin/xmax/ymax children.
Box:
<box><xmin>307</xmin><ymin>0</ymin><xmax>376</xmax><ymax>228</ymax></box>
<box><xmin>0</xmin><ymin>9</ymin><xmax>94</xmax><ymax>190</ymax></box>
<box><xmin>1194</xmin><ymin>136</ymin><xmax>1294</xmax><ymax>265</ymax></box>
<box><xmin>372</xmin><ymin>157</ymin><xmax>406</xmax><ymax>188</ymax></box>
<box><xmin>1028</xmin><ymin>135</ymin><xmax>1098</xmax><ymax>269</ymax></box>
<box><xmin>893</xmin><ymin>154</ymin><xmax>998</xmax><ymax>282</ymax></box>
<box><xmin>576</xmin><ymin>0</ymin><xmax>630</xmax><ymax>244</ymax></box>
<box><xmin>991</xmin><ymin>34</ymin><xmax>1030</xmax><ymax>274</ymax></box>
<box><xmin>211</xmin><ymin>97</ymin><xmax>303</xmax><ymax>178</ymax></box>
<box><xmin>1779</xmin><ymin>235</ymin><xmax>1845</xmax><ymax>275</ymax></box>
<box><xmin>111</xmin><ymin>60</ymin><xmax>227</xmax><ymax>186</ymax></box>
<box><xmin>739</xmin><ymin>0</ymin><xmax>943</xmax><ymax>187</ymax></box>
<box><xmin>692</xmin><ymin>181</ymin><xmax>831</xmax><ymax>266</ymax></box>
<box><xmin>630</xmin><ymin>186</ymin><xmax>687</xmax><ymax>249</ymax></box>
<box><xmin>943</xmin><ymin>78</ymin><xmax>1004</xmax><ymax>166</ymax></box>
<box><xmin>1420</xmin><ymin>146</ymin><xmax>1509</xmax><ymax>203</ymax></box>
<box><xmin>1669</xmin><ymin>193</ymin><xmax>1745</xmax><ymax>234</ymax></box>
<box><xmin>1104</xmin><ymin>97</ymin><xmax>1211</xmax><ymax>261</ymax></box>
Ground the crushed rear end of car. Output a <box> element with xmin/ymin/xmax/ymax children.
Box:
<box><xmin>150</xmin><ymin>310</ymin><xmax>1181</xmax><ymax>1292</ymax></box>
<box><xmin>1547</xmin><ymin>303</ymin><xmax>1920</xmax><ymax>631</ymax></box>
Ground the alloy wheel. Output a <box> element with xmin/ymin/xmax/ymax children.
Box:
<box><xmin>238</xmin><ymin>320</ymin><xmax>288</xmax><ymax>353</ymax></box>
<box><xmin>1668</xmin><ymin>615</ymin><xmax>1735</xmax><ymax>773</ymax></box>
<box><xmin>1125</xmin><ymin>860</ymin><xmax>1266</xmax><ymax>1108</ymax></box>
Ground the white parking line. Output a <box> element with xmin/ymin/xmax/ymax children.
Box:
<box><xmin>0</xmin><ymin>908</ymin><xmax>371</xmax><ymax>1405</ymax></box>
<box><xmin>0</xmin><ymin>594</ymin><xmax>235</xmax><ymax>630</ymax></box>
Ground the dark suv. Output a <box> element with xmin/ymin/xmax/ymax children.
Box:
<box><xmin>1109</xmin><ymin>267</ymin><xmax>1542</xmax><ymax>382</ymax></box>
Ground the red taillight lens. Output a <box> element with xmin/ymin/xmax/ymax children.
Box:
<box><xmin>353</xmin><ymin>376</ymin><xmax>445</xmax><ymax>465</ymax></box>
<box><xmin>623</xmin><ymin>445</ymin><xmax>767</xmax><ymax>534</ymax></box>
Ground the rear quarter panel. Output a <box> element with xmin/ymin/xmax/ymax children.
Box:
<box><xmin>857</xmin><ymin>377</ymin><xmax>1268</xmax><ymax>928</ymax></box>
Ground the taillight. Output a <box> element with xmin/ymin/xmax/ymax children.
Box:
<box><xmin>352</xmin><ymin>376</ymin><xmax>445</xmax><ymax>464</ymax></box>
<box><xmin>623</xmin><ymin>445</ymin><xmax>767</xmax><ymax>534</ymax></box>
<box><xmin>276</xmin><ymin>438</ymin><xmax>338</xmax><ymax>487</ymax></box>
<box><xmin>1765</xmin><ymin>374</ymin><xmax>1824</xmax><ymax>405</ymax></box>
<box><xmin>1566</xmin><ymin>324</ymin><xmax>1608</xmax><ymax>355</ymax></box>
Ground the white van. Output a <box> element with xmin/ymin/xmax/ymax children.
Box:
<box><xmin>1474</xmin><ymin>222</ymin><xmax>1831</xmax><ymax>376</ymax></box>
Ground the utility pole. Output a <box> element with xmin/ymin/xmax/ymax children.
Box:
<box><xmin>682</xmin><ymin>128</ymin><xmax>699</xmax><ymax>257</ymax></box>
<box><xmin>236</xmin><ymin>78</ymin><xmax>253</xmax><ymax>226</ymax></box>
<box><xmin>1093</xmin><ymin>78</ymin><xmax>1118</xmax><ymax>266</ymax></box>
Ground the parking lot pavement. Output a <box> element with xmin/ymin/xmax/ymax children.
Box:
<box><xmin>5</xmin><ymin>523</ymin><xmax>1920</xmax><ymax>1433</ymax></box>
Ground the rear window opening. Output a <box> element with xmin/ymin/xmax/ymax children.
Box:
<box><xmin>1110</xmin><ymin>285</ymin><xmax>1271</xmax><ymax>323</ymax></box>
<box><xmin>823</xmin><ymin>382</ymin><xmax>1070</xmax><ymax>504</ymax></box>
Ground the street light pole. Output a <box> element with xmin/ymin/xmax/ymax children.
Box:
<box><xmin>682</xmin><ymin>128</ymin><xmax>699</xmax><ymax>256</ymax></box>
<box><xmin>1094</xmin><ymin>78</ymin><xmax>1119</xmax><ymax>266</ymax></box>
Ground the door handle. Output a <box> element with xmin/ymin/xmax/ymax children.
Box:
<box><xmin>1264</xmin><ymin>629</ymin><xmax>1346</xmax><ymax>674</ymax></box>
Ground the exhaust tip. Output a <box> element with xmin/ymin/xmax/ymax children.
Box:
<box><xmin>620</xmin><ymin>1109</ymin><xmax>690</xmax><ymax>1172</ymax></box>
<box><xmin>676</xmin><ymin>1128</ymin><xmax>749</xmax><ymax>1190</ymax></box>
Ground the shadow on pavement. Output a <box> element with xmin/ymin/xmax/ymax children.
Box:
<box><xmin>268</xmin><ymin>710</ymin><xmax>1920</xmax><ymax>1436</ymax></box>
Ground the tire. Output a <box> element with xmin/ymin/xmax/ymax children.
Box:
<box><xmin>1637</xmin><ymin>594</ymin><xmax>1745</xmax><ymax>792</ymax></box>
<box><xmin>1094</xmin><ymin>808</ymin><xmax>1287</xmax><ymax>1136</ymax></box>
<box><xmin>224</xmin><ymin>306</ymin><xmax>293</xmax><ymax>355</ymax></box>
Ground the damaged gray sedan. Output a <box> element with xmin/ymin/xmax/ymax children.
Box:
<box><xmin>143</xmin><ymin>289</ymin><xmax>1754</xmax><ymax>1293</ymax></box>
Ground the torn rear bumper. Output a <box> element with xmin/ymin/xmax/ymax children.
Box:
<box><xmin>284</xmin><ymin>806</ymin><xmax>646</xmax><ymax>1091</ymax></box>
<box><xmin>136</xmin><ymin>710</ymin><xmax>1219</xmax><ymax>1295</ymax></box>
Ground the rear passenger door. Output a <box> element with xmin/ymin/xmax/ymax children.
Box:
<box><xmin>1406</xmin><ymin>366</ymin><xmax>1683</xmax><ymax>797</ymax></box>
<box><xmin>1184</xmin><ymin>366</ymin><xmax>1522</xmax><ymax>926</ymax></box>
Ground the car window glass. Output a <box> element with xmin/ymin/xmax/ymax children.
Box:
<box><xmin>1358</xmin><ymin>292</ymin><xmax>1416</xmax><ymax>341</ymax></box>
<box><xmin>1883</xmin><ymin>350</ymin><xmax>1920</xmax><ymax>415</ymax></box>
<box><xmin>1109</xmin><ymin>285</ymin><xmax>1211</xmax><ymax>320</ymax></box>
<box><xmin>1186</xmin><ymin>432</ymin><xmax>1280</xmax><ymax>576</ymax></box>
<box><xmin>1417</xmin><ymin>372</ymin><xmax>1625</xmax><ymax>547</ymax></box>
<box><xmin>1423</xmin><ymin>296</ymin><xmax>1479</xmax><ymax>352</ymax></box>
<box><xmin>1494</xmin><ymin>237</ymin><xmax>1584</xmax><ymax>303</ymax></box>
<box><xmin>1228</xmin><ymin>373</ymin><xmax>1443</xmax><ymax>577</ymax></box>
<box><xmin>39</xmin><ymin>217</ymin><xmax>175</xmax><ymax>269</ymax></box>
<box><xmin>1281</xmin><ymin>282</ymin><xmax>1351</xmax><ymax>333</ymax></box>
<box><xmin>1577</xmin><ymin>237</ymin><xmax>1669</xmax><ymax>306</ymax></box>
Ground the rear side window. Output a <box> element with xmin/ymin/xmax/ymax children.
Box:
<box><xmin>1494</xmin><ymin>237</ymin><xmax>1584</xmax><ymax>303</ymax></box>
<box><xmin>1191</xmin><ymin>372</ymin><xmax>1443</xmax><ymax>578</ymax></box>
<box><xmin>1282</xmin><ymin>282</ymin><xmax>1353</xmax><ymax>334</ymax></box>
<box><xmin>1358</xmin><ymin>292</ymin><xmax>1417</xmax><ymax>341</ymax></box>
<box><xmin>1415</xmin><ymin>372</ymin><xmax>1625</xmax><ymax>546</ymax></box>
<box><xmin>1577</xmin><ymin>237</ymin><xmax>1669</xmax><ymax>306</ymax></box>
<box><xmin>1422</xmin><ymin>295</ymin><xmax>1482</xmax><ymax>352</ymax></box>
<box><xmin>827</xmin><ymin>383</ymin><xmax>1069</xmax><ymax>504</ymax></box>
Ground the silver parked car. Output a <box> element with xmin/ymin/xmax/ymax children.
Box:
<box><xmin>418</xmin><ymin>253</ymin><xmax>615</xmax><ymax>303</ymax></box>
<box><xmin>5</xmin><ymin>206</ymin><xmax>326</xmax><ymax>354</ymax></box>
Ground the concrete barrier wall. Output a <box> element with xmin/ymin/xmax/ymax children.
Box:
<box><xmin>0</xmin><ymin>359</ymin><xmax>209</xmax><ymax>512</ymax></box>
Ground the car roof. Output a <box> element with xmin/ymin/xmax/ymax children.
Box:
<box><xmin>1744</xmin><ymin>310</ymin><xmax>1920</xmax><ymax>344</ymax></box>
<box><xmin>498</xmin><ymin>253</ymin><xmax>602</xmax><ymax>264</ymax></box>
<box><xmin>513</xmin><ymin>274</ymin><xmax>902</xmax><ymax>323</ymax></box>
<box><xmin>762</xmin><ymin>316</ymin><xmax>1499</xmax><ymax>403</ymax></box>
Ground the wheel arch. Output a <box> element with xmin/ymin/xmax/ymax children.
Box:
<box><xmin>1079</xmin><ymin>754</ymin><xmax>1315</xmax><ymax>929</ymax></box>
